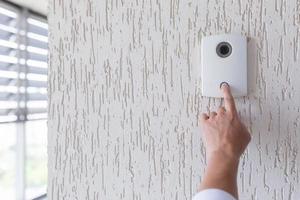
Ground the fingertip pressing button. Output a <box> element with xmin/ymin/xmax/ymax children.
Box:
<box><xmin>220</xmin><ymin>82</ymin><xmax>229</xmax><ymax>89</ymax></box>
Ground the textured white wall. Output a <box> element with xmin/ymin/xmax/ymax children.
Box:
<box><xmin>48</xmin><ymin>0</ymin><xmax>300</xmax><ymax>199</ymax></box>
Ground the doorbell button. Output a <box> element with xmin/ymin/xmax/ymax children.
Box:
<box><xmin>219</xmin><ymin>82</ymin><xmax>229</xmax><ymax>89</ymax></box>
<box><xmin>201</xmin><ymin>34</ymin><xmax>247</xmax><ymax>98</ymax></box>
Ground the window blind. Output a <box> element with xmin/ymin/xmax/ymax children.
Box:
<box><xmin>0</xmin><ymin>3</ymin><xmax>48</xmax><ymax>123</ymax></box>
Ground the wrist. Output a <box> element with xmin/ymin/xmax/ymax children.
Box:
<box><xmin>207</xmin><ymin>150</ymin><xmax>239</xmax><ymax>173</ymax></box>
<box><xmin>208</xmin><ymin>149</ymin><xmax>240</xmax><ymax>164</ymax></box>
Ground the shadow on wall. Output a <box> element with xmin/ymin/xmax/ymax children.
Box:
<box><xmin>247</xmin><ymin>37</ymin><xmax>258</xmax><ymax>96</ymax></box>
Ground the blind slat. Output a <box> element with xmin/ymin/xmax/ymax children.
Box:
<box><xmin>0</xmin><ymin>4</ymin><xmax>48</xmax><ymax>122</ymax></box>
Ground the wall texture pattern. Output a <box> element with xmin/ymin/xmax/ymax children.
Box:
<box><xmin>48</xmin><ymin>0</ymin><xmax>300</xmax><ymax>199</ymax></box>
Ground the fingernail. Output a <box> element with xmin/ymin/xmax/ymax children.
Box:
<box><xmin>220</xmin><ymin>82</ymin><xmax>229</xmax><ymax>89</ymax></box>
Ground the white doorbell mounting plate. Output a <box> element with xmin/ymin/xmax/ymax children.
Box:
<box><xmin>201</xmin><ymin>34</ymin><xmax>247</xmax><ymax>98</ymax></box>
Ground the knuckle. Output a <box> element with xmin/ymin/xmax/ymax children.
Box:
<box><xmin>217</xmin><ymin>107</ymin><xmax>225</xmax><ymax>114</ymax></box>
<box><xmin>200</xmin><ymin>117</ymin><xmax>207</xmax><ymax>122</ymax></box>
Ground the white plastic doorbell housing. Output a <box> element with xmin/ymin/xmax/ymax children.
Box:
<box><xmin>201</xmin><ymin>34</ymin><xmax>247</xmax><ymax>97</ymax></box>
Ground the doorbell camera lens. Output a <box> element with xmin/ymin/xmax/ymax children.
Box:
<box><xmin>216</xmin><ymin>42</ymin><xmax>232</xmax><ymax>58</ymax></box>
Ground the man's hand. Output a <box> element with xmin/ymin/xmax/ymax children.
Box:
<box><xmin>198</xmin><ymin>83</ymin><xmax>251</xmax><ymax>199</ymax></box>
<box><xmin>200</xmin><ymin>83</ymin><xmax>251</xmax><ymax>162</ymax></box>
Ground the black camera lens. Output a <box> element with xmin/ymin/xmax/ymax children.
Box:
<box><xmin>216</xmin><ymin>42</ymin><xmax>232</xmax><ymax>58</ymax></box>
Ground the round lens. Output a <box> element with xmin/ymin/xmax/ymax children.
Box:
<box><xmin>216</xmin><ymin>42</ymin><xmax>232</xmax><ymax>58</ymax></box>
<box><xmin>220</xmin><ymin>45</ymin><xmax>229</xmax><ymax>55</ymax></box>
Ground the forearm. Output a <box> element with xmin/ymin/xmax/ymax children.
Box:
<box><xmin>198</xmin><ymin>84</ymin><xmax>251</xmax><ymax>200</ymax></box>
<box><xmin>199</xmin><ymin>151</ymin><xmax>239</xmax><ymax>199</ymax></box>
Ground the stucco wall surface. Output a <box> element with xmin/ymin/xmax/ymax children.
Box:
<box><xmin>48</xmin><ymin>0</ymin><xmax>300</xmax><ymax>199</ymax></box>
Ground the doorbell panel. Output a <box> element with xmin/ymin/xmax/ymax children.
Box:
<box><xmin>201</xmin><ymin>34</ymin><xmax>247</xmax><ymax>98</ymax></box>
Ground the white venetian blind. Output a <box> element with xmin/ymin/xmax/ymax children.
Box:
<box><xmin>0</xmin><ymin>2</ymin><xmax>48</xmax><ymax>123</ymax></box>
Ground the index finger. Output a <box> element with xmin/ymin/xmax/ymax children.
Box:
<box><xmin>220</xmin><ymin>82</ymin><xmax>237</xmax><ymax>114</ymax></box>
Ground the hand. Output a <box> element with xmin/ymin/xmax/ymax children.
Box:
<box><xmin>200</xmin><ymin>83</ymin><xmax>251</xmax><ymax>162</ymax></box>
<box><xmin>198</xmin><ymin>83</ymin><xmax>251</xmax><ymax>198</ymax></box>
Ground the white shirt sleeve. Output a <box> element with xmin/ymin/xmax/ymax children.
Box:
<box><xmin>192</xmin><ymin>189</ymin><xmax>237</xmax><ymax>200</ymax></box>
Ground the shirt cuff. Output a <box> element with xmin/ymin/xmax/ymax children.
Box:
<box><xmin>192</xmin><ymin>189</ymin><xmax>237</xmax><ymax>200</ymax></box>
